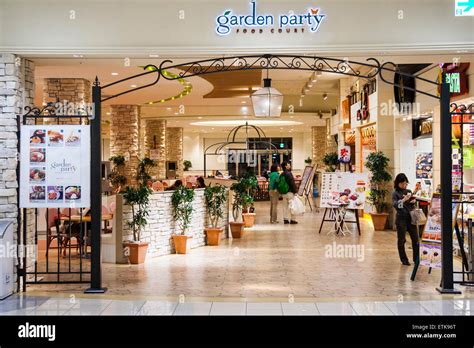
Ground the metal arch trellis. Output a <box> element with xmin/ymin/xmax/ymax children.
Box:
<box><xmin>203</xmin><ymin>122</ymin><xmax>280</xmax><ymax>177</ymax></box>
<box><xmin>83</xmin><ymin>53</ymin><xmax>457</xmax><ymax>295</ymax></box>
<box><xmin>100</xmin><ymin>54</ymin><xmax>441</xmax><ymax>102</ymax></box>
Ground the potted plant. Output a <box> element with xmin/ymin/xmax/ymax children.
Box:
<box><xmin>122</xmin><ymin>185</ymin><xmax>152</xmax><ymax>264</ymax></box>
<box><xmin>183</xmin><ymin>160</ymin><xmax>192</xmax><ymax>171</ymax></box>
<box><xmin>171</xmin><ymin>186</ymin><xmax>195</xmax><ymax>254</ymax></box>
<box><xmin>136</xmin><ymin>157</ymin><xmax>157</xmax><ymax>185</ymax></box>
<box><xmin>304</xmin><ymin>156</ymin><xmax>313</xmax><ymax>165</ymax></box>
<box><xmin>229</xmin><ymin>181</ymin><xmax>245</xmax><ymax>238</ymax></box>
<box><xmin>108</xmin><ymin>155</ymin><xmax>127</xmax><ymax>193</ymax></box>
<box><xmin>238</xmin><ymin>174</ymin><xmax>258</xmax><ymax>227</ymax></box>
<box><xmin>323</xmin><ymin>152</ymin><xmax>339</xmax><ymax>172</ymax></box>
<box><xmin>204</xmin><ymin>184</ymin><xmax>227</xmax><ymax>246</ymax></box>
<box><xmin>365</xmin><ymin>151</ymin><xmax>392</xmax><ymax>231</ymax></box>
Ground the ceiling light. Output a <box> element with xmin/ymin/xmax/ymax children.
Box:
<box><xmin>149</xmin><ymin>54</ymin><xmax>160</xmax><ymax>58</ymax></box>
<box><xmin>111</xmin><ymin>72</ymin><xmax>119</xmax><ymax>76</ymax></box>
<box><xmin>131</xmin><ymin>84</ymin><xmax>137</xmax><ymax>88</ymax></box>
<box><xmin>198</xmin><ymin>116</ymin><xmax>203</xmax><ymax>119</ymax></box>
<box><xmin>73</xmin><ymin>54</ymin><xmax>83</xmax><ymax>58</ymax></box>
<box><xmin>308</xmin><ymin>83</ymin><xmax>313</xmax><ymax>88</ymax></box>
<box><xmin>241</xmin><ymin>101</ymin><xmax>247</xmax><ymax>104</ymax></box>
<box><xmin>106</xmin><ymin>112</ymin><xmax>111</xmax><ymax>115</ymax></box>
<box><xmin>251</xmin><ymin>78</ymin><xmax>284</xmax><ymax>118</ymax></box>
<box><xmin>166</xmin><ymin>107</ymin><xmax>171</xmax><ymax>111</ymax></box>
<box><xmin>323</xmin><ymin>93</ymin><xmax>328</xmax><ymax>101</ymax></box>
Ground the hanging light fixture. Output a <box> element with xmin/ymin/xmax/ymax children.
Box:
<box><xmin>251</xmin><ymin>69</ymin><xmax>283</xmax><ymax>118</ymax></box>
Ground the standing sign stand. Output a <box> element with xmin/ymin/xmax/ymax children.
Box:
<box><xmin>411</xmin><ymin>193</ymin><xmax>469</xmax><ymax>282</ymax></box>
<box><xmin>317</xmin><ymin>172</ymin><xmax>368</xmax><ymax>236</ymax></box>
<box><xmin>298</xmin><ymin>165</ymin><xmax>317</xmax><ymax>211</ymax></box>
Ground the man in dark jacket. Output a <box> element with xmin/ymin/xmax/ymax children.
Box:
<box><xmin>281</xmin><ymin>162</ymin><xmax>298</xmax><ymax>224</ymax></box>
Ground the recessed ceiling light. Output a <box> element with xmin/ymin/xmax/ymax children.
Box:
<box><xmin>73</xmin><ymin>54</ymin><xmax>83</xmax><ymax>58</ymax></box>
<box><xmin>174</xmin><ymin>112</ymin><xmax>179</xmax><ymax>115</ymax></box>
<box><xmin>198</xmin><ymin>116</ymin><xmax>203</xmax><ymax>119</ymax></box>
<box><xmin>166</xmin><ymin>107</ymin><xmax>171</xmax><ymax>111</ymax></box>
<box><xmin>149</xmin><ymin>54</ymin><xmax>160</xmax><ymax>58</ymax></box>
<box><xmin>106</xmin><ymin>112</ymin><xmax>111</xmax><ymax>115</ymax></box>
<box><xmin>131</xmin><ymin>84</ymin><xmax>137</xmax><ymax>88</ymax></box>
<box><xmin>241</xmin><ymin>101</ymin><xmax>247</xmax><ymax>104</ymax></box>
<box><xmin>111</xmin><ymin>72</ymin><xmax>119</xmax><ymax>76</ymax></box>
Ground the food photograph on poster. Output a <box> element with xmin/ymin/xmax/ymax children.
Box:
<box><xmin>47</xmin><ymin>129</ymin><xmax>64</xmax><ymax>146</ymax></box>
<box><xmin>30</xmin><ymin>148</ymin><xmax>46</xmax><ymax>163</ymax></box>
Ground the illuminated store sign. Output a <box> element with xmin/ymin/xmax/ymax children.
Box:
<box><xmin>216</xmin><ymin>1</ymin><xmax>326</xmax><ymax>35</ymax></box>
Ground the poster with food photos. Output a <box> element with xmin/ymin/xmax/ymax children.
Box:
<box><xmin>20</xmin><ymin>125</ymin><xmax>90</xmax><ymax>208</ymax></box>
<box><xmin>415</xmin><ymin>152</ymin><xmax>432</xmax><ymax>179</ymax></box>
<box><xmin>421</xmin><ymin>193</ymin><xmax>459</xmax><ymax>244</ymax></box>
<box><xmin>319</xmin><ymin>172</ymin><xmax>368</xmax><ymax>209</ymax></box>
<box><xmin>419</xmin><ymin>243</ymin><xmax>441</xmax><ymax>269</ymax></box>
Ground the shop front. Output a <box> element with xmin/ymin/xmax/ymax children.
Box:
<box><xmin>0</xmin><ymin>0</ymin><xmax>473</xmax><ymax>301</ymax></box>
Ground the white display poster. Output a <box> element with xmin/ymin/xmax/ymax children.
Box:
<box><xmin>320</xmin><ymin>172</ymin><xmax>368</xmax><ymax>209</ymax></box>
<box><xmin>20</xmin><ymin>125</ymin><xmax>91</xmax><ymax>208</ymax></box>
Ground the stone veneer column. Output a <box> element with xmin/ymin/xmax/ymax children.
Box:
<box><xmin>42</xmin><ymin>78</ymin><xmax>91</xmax><ymax>124</ymax></box>
<box><xmin>144</xmin><ymin>120</ymin><xmax>167</xmax><ymax>179</ymax></box>
<box><xmin>110</xmin><ymin>105</ymin><xmax>140</xmax><ymax>186</ymax></box>
<box><xmin>166</xmin><ymin>127</ymin><xmax>183</xmax><ymax>178</ymax></box>
<box><xmin>312</xmin><ymin>126</ymin><xmax>327</xmax><ymax>169</ymax></box>
<box><xmin>0</xmin><ymin>53</ymin><xmax>35</xmax><ymax>290</ymax></box>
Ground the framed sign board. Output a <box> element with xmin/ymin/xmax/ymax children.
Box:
<box><xmin>297</xmin><ymin>165</ymin><xmax>314</xmax><ymax>196</ymax></box>
<box><xmin>20</xmin><ymin>125</ymin><xmax>91</xmax><ymax>208</ymax></box>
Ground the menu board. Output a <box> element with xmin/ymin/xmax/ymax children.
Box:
<box><xmin>319</xmin><ymin>172</ymin><xmax>369</xmax><ymax>209</ymax></box>
<box><xmin>421</xmin><ymin>194</ymin><xmax>459</xmax><ymax>243</ymax></box>
<box><xmin>297</xmin><ymin>165</ymin><xmax>314</xmax><ymax>196</ymax></box>
<box><xmin>20</xmin><ymin>125</ymin><xmax>91</xmax><ymax>208</ymax></box>
<box><xmin>419</xmin><ymin>193</ymin><xmax>460</xmax><ymax>269</ymax></box>
<box><xmin>415</xmin><ymin>152</ymin><xmax>432</xmax><ymax>179</ymax></box>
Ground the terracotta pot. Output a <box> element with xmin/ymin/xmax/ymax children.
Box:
<box><xmin>370</xmin><ymin>213</ymin><xmax>389</xmax><ymax>231</ymax></box>
<box><xmin>123</xmin><ymin>241</ymin><xmax>149</xmax><ymax>264</ymax></box>
<box><xmin>172</xmin><ymin>235</ymin><xmax>189</xmax><ymax>254</ymax></box>
<box><xmin>229</xmin><ymin>221</ymin><xmax>244</xmax><ymax>238</ymax></box>
<box><xmin>242</xmin><ymin>213</ymin><xmax>256</xmax><ymax>227</ymax></box>
<box><xmin>205</xmin><ymin>227</ymin><xmax>223</xmax><ymax>246</ymax></box>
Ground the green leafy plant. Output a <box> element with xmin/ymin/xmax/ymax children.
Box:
<box><xmin>323</xmin><ymin>152</ymin><xmax>339</xmax><ymax>172</ymax></box>
<box><xmin>304</xmin><ymin>156</ymin><xmax>313</xmax><ymax>165</ymax></box>
<box><xmin>365</xmin><ymin>151</ymin><xmax>392</xmax><ymax>213</ymax></box>
<box><xmin>108</xmin><ymin>155</ymin><xmax>127</xmax><ymax>192</ymax></box>
<box><xmin>171</xmin><ymin>186</ymin><xmax>195</xmax><ymax>235</ymax></box>
<box><xmin>183</xmin><ymin>160</ymin><xmax>192</xmax><ymax>171</ymax></box>
<box><xmin>123</xmin><ymin>185</ymin><xmax>152</xmax><ymax>242</ymax></box>
<box><xmin>230</xmin><ymin>174</ymin><xmax>257</xmax><ymax>219</ymax></box>
<box><xmin>136</xmin><ymin>157</ymin><xmax>157</xmax><ymax>185</ymax></box>
<box><xmin>204</xmin><ymin>184</ymin><xmax>227</xmax><ymax>228</ymax></box>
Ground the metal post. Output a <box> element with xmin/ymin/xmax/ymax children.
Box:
<box><xmin>436</xmin><ymin>75</ymin><xmax>461</xmax><ymax>294</ymax></box>
<box><xmin>85</xmin><ymin>77</ymin><xmax>107</xmax><ymax>293</ymax></box>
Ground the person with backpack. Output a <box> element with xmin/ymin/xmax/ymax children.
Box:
<box><xmin>278</xmin><ymin>161</ymin><xmax>298</xmax><ymax>224</ymax></box>
<box><xmin>268</xmin><ymin>163</ymin><xmax>281</xmax><ymax>223</ymax></box>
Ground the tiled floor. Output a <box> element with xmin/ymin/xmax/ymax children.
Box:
<box><xmin>1</xmin><ymin>295</ymin><xmax>474</xmax><ymax>316</ymax></box>
<box><xmin>25</xmin><ymin>201</ymin><xmax>473</xmax><ymax>303</ymax></box>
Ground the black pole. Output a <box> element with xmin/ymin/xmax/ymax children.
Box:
<box><xmin>436</xmin><ymin>74</ymin><xmax>461</xmax><ymax>294</ymax></box>
<box><xmin>85</xmin><ymin>77</ymin><xmax>107</xmax><ymax>293</ymax></box>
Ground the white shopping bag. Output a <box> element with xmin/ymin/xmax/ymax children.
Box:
<box><xmin>289</xmin><ymin>196</ymin><xmax>305</xmax><ymax>215</ymax></box>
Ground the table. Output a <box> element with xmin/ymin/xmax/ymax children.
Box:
<box><xmin>59</xmin><ymin>214</ymin><xmax>113</xmax><ymax>256</ymax></box>
<box><xmin>327</xmin><ymin>202</ymin><xmax>351</xmax><ymax>236</ymax></box>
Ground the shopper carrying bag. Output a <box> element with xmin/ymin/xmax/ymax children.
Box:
<box><xmin>279</xmin><ymin>161</ymin><xmax>298</xmax><ymax>224</ymax></box>
<box><xmin>268</xmin><ymin>164</ymin><xmax>281</xmax><ymax>223</ymax></box>
<box><xmin>392</xmin><ymin>173</ymin><xmax>420</xmax><ymax>266</ymax></box>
